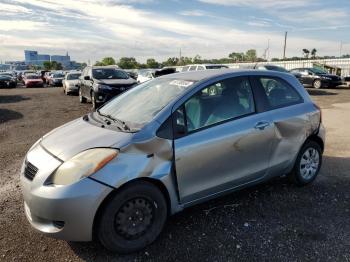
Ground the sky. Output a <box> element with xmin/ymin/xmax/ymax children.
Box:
<box><xmin>0</xmin><ymin>0</ymin><xmax>349</xmax><ymax>63</ymax></box>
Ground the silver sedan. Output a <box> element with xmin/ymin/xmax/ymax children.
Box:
<box><xmin>21</xmin><ymin>69</ymin><xmax>325</xmax><ymax>253</ymax></box>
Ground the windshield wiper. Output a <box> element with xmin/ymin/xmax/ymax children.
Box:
<box><xmin>96</xmin><ymin>109</ymin><xmax>130</xmax><ymax>131</ymax></box>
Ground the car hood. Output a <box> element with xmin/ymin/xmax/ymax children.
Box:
<box><xmin>53</xmin><ymin>77</ymin><xmax>64</xmax><ymax>80</ymax></box>
<box><xmin>40</xmin><ymin>117</ymin><xmax>133</xmax><ymax>161</ymax></box>
<box><xmin>97</xmin><ymin>78</ymin><xmax>136</xmax><ymax>85</ymax></box>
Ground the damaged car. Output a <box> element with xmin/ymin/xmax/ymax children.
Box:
<box><xmin>21</xmin><ymin>69</ymin><xmax>325</xmax><ymax>253</ymax></box>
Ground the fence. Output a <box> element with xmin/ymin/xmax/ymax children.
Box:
<box><xmin>224</xmin><ymin>58</ymin><xmax>350</xmax><ymax>76</ymax></box>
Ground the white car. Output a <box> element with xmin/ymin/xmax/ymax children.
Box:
<box><xmin>137</xmin><ymin>70</ymin><xmax>154</xmax><ymax>83</ymax></box>
<box><xmin>63</xmin><ymin>72</ymin><xmax>81</xmax><ymax>95</ymax></box>
<box><xmin>181</xmin><ymin>64</ymin><xmax>229</xmax><ymax>72</ymax></box>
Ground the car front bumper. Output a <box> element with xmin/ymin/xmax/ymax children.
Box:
<box><xmin>20</xmin><ymin>145</ymin><xmax>113</xmax><ymax>241</ymax></box>
<box><xmin>66</xmin><ymin>85</ymin><xmax>79</xmax><ymax>93</ymax></box>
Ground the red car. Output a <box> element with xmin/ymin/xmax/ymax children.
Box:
<box><xmin>24</xmin><ymin>74</ymin><xmax>44</xmax><ymax>88</ymax></box>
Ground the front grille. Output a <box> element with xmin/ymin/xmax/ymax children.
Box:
<box><xmin>24</xmin><ymin>161</ymin><xmax>38</xmax><ymax>181</ymax></box>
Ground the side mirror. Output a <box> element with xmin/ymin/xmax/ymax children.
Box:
<box><xmin>84</xmin><ymin>75</ymin><xmax>90</xmax><ymax>80</ymax></box>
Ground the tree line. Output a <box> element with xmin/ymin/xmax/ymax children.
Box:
<box><xmin>95</xmin><ymin>49</ymin><xmax>350</xmax><ymax>69</ymax></box>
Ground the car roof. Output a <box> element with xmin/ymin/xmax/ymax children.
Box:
<box><xmin>160</xmin><ymin>68</ymin><xmax>293</xmax><ymax>81</ymax></box>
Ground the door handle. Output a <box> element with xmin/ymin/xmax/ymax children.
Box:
<box><xmin>254</xmin><ymin>121</ymin><xmax>270</xmax><ymax>130</ymax></box>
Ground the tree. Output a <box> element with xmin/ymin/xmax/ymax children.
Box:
<box><xmin>245</xmin><ymin>49</ymin><xmax>257</xmax><ymax>62</ymax></box>
<box><xmin>43</xmin><ymin>61</ymin><xmax>51</xmax><ymax>70</ymax></box>
<box><xmin>193</xmin><ymin>55</ymin><xmax>202</xmax><ymax>64</ymax></box>
<box><xmin>311</xmin><ymin>48</ymin><xmax>317</xmax><ymax>59</ymax></box>
<box><xmin>302</xmin><ymin>49</ymin><xmax>310</xmax><ymax>58</ymax></box>
<box><xmin>162</xmin><ymin>57</ymin><xmax>179</xmax><ymax>67</ymax></box>
<box><xmin>94</xmin><ymin>61</ymin><xmax>104</xmax><ymax>66</ymax></box>
<box><xmin>229</xmin><ymin>52</ymin><xmax>244</xmax><ymax>62</ymax></box>
<box><xmin>117</xmin><ymin>57</ymin><xmax>138</xmax><ymax>69</ymax></box>
<box><xmin>146</xmin><ymin>58</ymin><xmax>160</xmax><ymax>69</ymax></box>
<box><xmin>102</xmin><ymin>57</ymin><xmax>116</xmax><ymax>65</ymax></box>
<box><xmin>42</xmin><ymin>61</ymin><xmax>62</xmax><ymax>70</ymax></box>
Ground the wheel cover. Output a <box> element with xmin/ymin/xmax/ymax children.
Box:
<box><xmin>300</xmin><ymin>147</ymin><xmax>320</xmax><ymax>180</ymax></box>
<box><xmin>114</xmin><ymin>198</ymin><xmax>154</xmax><ymax>240</ymax></box>
<box><xmin>314</xmin><ymin>80</ymin><xmax>321</xmax><ymax>88</ymax></box>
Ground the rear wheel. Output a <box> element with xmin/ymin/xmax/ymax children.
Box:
<box><xmin>289</xmin><ymin>141</ymin><xmax>322</xmax><ymax>186</ymax></box>
<box><xmin>313</xmin><ymin>79</ymin><xmax>322</xmax><ymax>89</ymax></box>
<box><xmin>79</xmin><ymin>88</ymin><xmax>87</xmax><ymax>103</ymax></box>
<box><xmin>97</xmin><ymin>181</ymin><xmax>167</xmax><ymax>253</ymax></box>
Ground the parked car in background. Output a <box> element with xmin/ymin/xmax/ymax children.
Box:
<box><xmin>290</xmin><ymin>68</ymin><xmax>342</xmax><ymax>89</ymax></box>
<box><xmin>44</xmin><ymin>72</ymin><xmax>52</xmax><ymax>84</ymax></box>
<box><xmin>21</xmin><ymin>69</ymin><xmax>324</xmax><ymax>253</ymax></box>
<box><xmin>63</xmin><ymin>72</ymin><xmax>81</xmax><ymax>95</ymax></box>
<box><xmin>22</xmin><ymin>71</ymin><xmax>36</xmax><ymax>83</ymax></box>
<box><xmin>24</xmin><ymin>74</ymin><xmax>44</xmax><ymax>88</ymax></box>
<box><xmin>124</xmin><ymin>69</ymin><xmax>138</xmax><ymax>80</ymax></box>
<box><xmin>0</xmin><ymin>74</ymin><xmax>17</xmax><ymax>88</ymax></box>
<box><xmin>0</xmin><ymin>72</ymin><xmax>17</xmax><ymax>88</ymax></box>
<box><xmin>137</xmin><ymin>69</ymin><xmax>155</xmax><ymax>83</ymax></box>
<box><xmin>79</xmin><ymin>66</ymin><xmax>137</xmax><ymax>109</ymax></box>
<box><xmin>343</xmin><ymin>76</ymin><xmax>350</xmax><ymax>87</ymax></box>
<box><xmin>254</xmin><ymin>64</ymin><xmax>302</xmax><ymax>82</ymax></box>
<box><xmin>182</xmin><ymin>64</ymin><xmax>229</xmax><ymax>72</ymax></box>
<box><xmin>48</xmin><ymin>72</ymin><xmax>65</xmax><ymax>86</ymax></box>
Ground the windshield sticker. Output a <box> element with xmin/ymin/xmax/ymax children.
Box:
<box><xmin>169</xmin><ymin>80</ymin><xmax>193</xmax><ymax>88</ymax></box>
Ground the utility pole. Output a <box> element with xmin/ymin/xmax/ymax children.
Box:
<box><xmin>340</xmin><ymin>41</ymin><xmax>343</xmax><ymax>58</ymax></box>
<box><xmin>267</xmin><ymin>39</ymin><xmax>270</xmax><ymax>61</ymax></box>
<box><xmin>283</xmin><ymin>31</ymin><xmax>288</xmax><ymax>59</ymax></box>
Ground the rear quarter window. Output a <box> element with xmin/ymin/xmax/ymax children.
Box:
<box><xmin>258</xmin><ymin>77</ymin><xmax>303</xmax><ymax>109</ymax></box>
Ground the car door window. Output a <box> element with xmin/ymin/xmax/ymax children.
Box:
<box><xmin>189</xmin><ymin>66</ymin><xmax>197</xmax><ymax>71</ymax></box>
<box><xmin>258</xmin><ymin>77</ymin><xmax>303</xmax><ymax>109</ymax></box>
<box><xmin>180</xmin><ymin>77</ymin><xmax>255</xmax><ymax>133</ymax></box>
<box><xmin>197</xmin><ymin>66</ymin><xmax>205</xmax><ymax>70</ymax></box>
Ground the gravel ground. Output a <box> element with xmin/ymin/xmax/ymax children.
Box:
<box><xmin>0</xmin><ymin>85</ymin><xmax>349</xmax><ymax>261</ymax></box>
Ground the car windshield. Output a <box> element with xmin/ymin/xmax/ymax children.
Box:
<box><xmin>265</xmin><ymin>65</ymin><xmax>289</xmax><ymax>72</ymax></box>
<box><xmin>67</xmin><ymin>73</ymin><xmax>81</xmax><ymax>80</ymax></box>
<box><xmin>92</xmin><ymin>69</ymin><xmax>129</xmax><ymax>80</ymax></box>
<box><xmin>99</xmin><ymin>78</ymin><xmax>196</xmax><ymax>130</ymax></box>
<box><xmin>206</xmin><ymin>65</ymin><xmax>228</xmax><ymax>69</ymax></box>
<box><xmin>309</xmin><ymin>68</ymin><xmax>327</xmax><ymax>74</ymax></box>
<box><xmin>53</xmin><ymin>74</ymin><xmax>64</xmax><ymax>78</ymax></box>
<box><xmin>27</xmin><ymin>75</ymin><xmax>40</xmax><ymax>79</ymax></box>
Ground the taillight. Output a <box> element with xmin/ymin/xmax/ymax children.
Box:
<box><xmin>313</xmin><ymin>103</ymin><xmax>322</xmax><ymax>123</ymax></box>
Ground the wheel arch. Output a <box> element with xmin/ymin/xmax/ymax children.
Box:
<box><xmin>92</xmin><ymin>177</ymin><xmax>171</xmax><ymax>241</ymax></box>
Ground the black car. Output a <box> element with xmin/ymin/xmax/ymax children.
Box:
<box><xmin>0</xmin><ymin>73</ymin><xmax>17</xmax><ymax>88</ymax></box>
<box><xmin>79</xmin><ymin>66</ymin><xmax>137</xmax><ymax>109</ymax></box>
<box><xmin>290</xmin><ymin>68</ymin><xmax>342</xmax><ymax>89</ymax></box>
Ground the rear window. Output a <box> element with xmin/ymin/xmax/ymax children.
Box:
<box><xmin>93</xmin><ymin>69</ymin><xmax>129</xmax><ymax>80</ymax></box>
<box><xmin>258</xmin><ymin>77</ymin><xmax>303</xmax><ymax>109</ymax></box>
<box><xmin>27</xmin><ymin>75</ymin><xmax>40</xmax><ymax>79</ymax></box>
<box><xmin>67</xmin><ymin>73</ymin><xmax>81</xmax><ymax>80</ymax></box>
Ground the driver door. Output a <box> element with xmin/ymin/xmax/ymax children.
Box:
<box><xmin>173</xmin><ymin>77</ymin><xmax>275</xmax><ymax>204</ymax></box>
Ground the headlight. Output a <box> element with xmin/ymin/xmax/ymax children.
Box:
<box><xmin>97</xmin><ymin>84</ymin><xmax>112</xmax><ymax>90</ymax></box>
<box><xmin>47</xmin><ymin>148</ymin><xmax>118</xmax><ymax>186</ymax></box>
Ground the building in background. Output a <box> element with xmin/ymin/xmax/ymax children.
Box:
<box><xmin>23</xmin><ymin>50</ymin><xmax>78</xmax><ymax>69</ymax></box>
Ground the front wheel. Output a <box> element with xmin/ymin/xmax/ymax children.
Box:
<box><xmin>289</xmin><ymin>141</ymin><xmax>322</xmax><ymax>186</ymax></box>
<box><xmin>97</xmin><ymin>181</ymin><xmax>167</xmax><ymax>253</ymax></box>
<box><xmin>313</xmin><ymin>79</ymin><xmax>322</xmax><ymax>89</ymax></box>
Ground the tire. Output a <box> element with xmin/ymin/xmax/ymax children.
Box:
<box><xmin>288</xmin><ymin>141</ymin><xmax>322</xmax><ymax>186</ymax></box>
<box><xmin>91</xmin><ymin>91</ymin><xmax>99</xmax><ymax>110</ymax></box>
<box><xmin>97</xmin><ymin>181</ymin><xmax>167</xmax><ymax>253</ymax></box>
<box><xmin>313</xmin><ymin>79</ymin><xmax>322</xmax><ymax>89</ymax></box>
<box><xmin>79</xmin><ymin>88</ymin><xmax>87</xmax><ymax>103</ymax></box>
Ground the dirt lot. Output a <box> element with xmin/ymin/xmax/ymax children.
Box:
<box><xmin>0</xmin><ymin>86</ymin><xmax>350</xmax><ymax>261</ymax></box>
